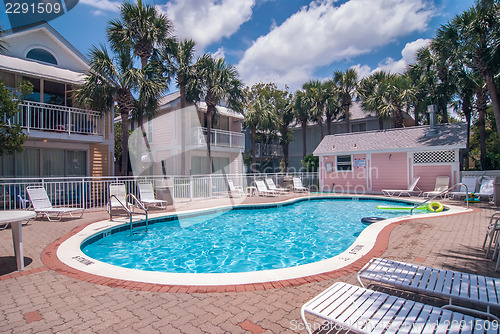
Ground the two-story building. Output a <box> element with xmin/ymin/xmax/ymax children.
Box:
<box><xmin>130</xmin><ymin>91</ymin><xmax>245</xmax><ymax>176</ymax></box>
<box><xmin>0</xmin><ymin>22</ymin><xmax>114</xmax><ymax>179</ymax></box>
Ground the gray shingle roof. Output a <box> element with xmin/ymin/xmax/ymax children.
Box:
<box><xmin>313</xmin><ymin>123</ymin><xmax>467</xmax><ymax>155</ymax></box>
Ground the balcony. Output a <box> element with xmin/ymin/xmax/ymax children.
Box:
<box><xmin>10</xmin><ymin>101</ymin><xmax>103</xmax><ymax>137</ymax></box>
<box><xmin>191</xmin><ymin>127</ymin><xmax>244</xmax><ymax>150</ymax></box>
<box><xmin>255</xmin><ymin>143</ymin><xmax>283</xmax><ymax>158</ymax></box>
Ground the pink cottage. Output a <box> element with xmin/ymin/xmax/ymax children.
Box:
<box><xmin>313</xmin><ymin>123</ymin><xmax>467</xmax><ymax>194</ymax></box>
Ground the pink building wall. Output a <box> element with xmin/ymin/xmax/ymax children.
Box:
<box><xmin>323</xmin><ymin>154</ymin><xmax>369</xmax><ymax>193</ymax></box>
<box><xmin>413</xmin><ymin>165</ymin><xmax>453</xmax><ymax>192</ymax></box>
<box><xmin>371</xmin><ymin>152</ymin><xmax>408</xmax><ymax>192</ymax></box>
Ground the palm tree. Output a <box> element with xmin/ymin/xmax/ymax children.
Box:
<box><xmin>74</xmin><ymin>45</ymin><xmax>136</xmax><ymax>175</ymax></box>
<box><xmin>271</xmin><ymin>88</ymin><xmax>294</xmax><ymax>170</ymax></box>
<box><xmin>358</xmin><ymin>71</ymin><xmax>391</xmax><ymax>129</ymax></box>
<box><xmin>0</xmin><ymin>26</ymin><xmax>7</xmax><ymax>53</ymax></box>
<box><xmin>192</xmin><ymin>55</ymin><xmax>244</xmax><ymax>173</ymax></box>
<box><xmin>333</xmin><ymin>69</ymin><xmax>358</xmax><ymax>133</ymax></box>
<box><xmin>107</xmin><ymin>0</ymin><xmax>172</xmax><ymax>69</ymax></box>
<box><xmin>324</xmin><ymin>80</ymin><xmax>341</xmax><ymax>134</ymax></box>
<box><xmin>302</xmin><ymin>80</ymin><xmax>331</xmax><ymax>139</ymax></box>
<box><xmin>439</xmin><ymin>0</ymin><xmax>500</xmax><ymax>144</ymax></box>
<box><xmin>244</xmin><ymin>94</ymin><xmax>274</xmax><ymax>172</ymax></box>
<box><xmin>108</xmin><ymin>0</ymin><xmax>172</xmax><ymax>166</ymax></box>
<box><xmin>294</xmin><ymin>90</ymin><xmax>313</xmax><ymax>159</ymax></box>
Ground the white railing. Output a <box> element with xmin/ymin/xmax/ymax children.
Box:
<box><xmin>255</xmin><ymin>143</ymin><xmax>283</xmax><ymax>157</ymax></box>
<box><xmin>9</xmin><ymin>101</ymin><xmax>103</xmax><ymax>136</ymax></box>
<box><xmin>0</xmin><ymin>173</ymin><xmax>319</xmax><ymax>211</ymax></box>
<box><xmin>192</xmin><ymin>127</ymin><xmax>244</xmax><ymax>149</ymax></box>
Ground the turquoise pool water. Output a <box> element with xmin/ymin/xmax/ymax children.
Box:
<box><xmin>82</xmin><ymin>198</ymin><xmax>421</xmax><ymax>273</ymax></box>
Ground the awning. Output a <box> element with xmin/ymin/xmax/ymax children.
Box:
<box><xmin>0</xmin><ymin>54</ymin><xmax>86</xmax><ymax>85</ymax></box>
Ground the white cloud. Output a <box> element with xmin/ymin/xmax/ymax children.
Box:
<box><xmin>238</xmin><ymin>0</ymin><xmax>434</xmax><ymax>89</ymax></box>
<box><xmin>159</xmin><ymin>0</ymin><xmax>255</xmax><ymax>49</ymax></box>
<box><xmin>79</xmin><ymin>0</ymin><xmax>120</xmax><ymax>12</ymax></box>
<box><xmin>352</xmin><ymin>38</ymin><xmax>431</xmax><ymax>78</ymax></box>
<box><xmin>211</xmin><ymin>47</ymin><xmax>226</xmax><ymax>60</ymax></box>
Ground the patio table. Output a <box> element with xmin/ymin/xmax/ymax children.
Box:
<box><xmin>0</xmin><ymin>211</ymin><xmax>36</xmax><ymax>271</ymax></box>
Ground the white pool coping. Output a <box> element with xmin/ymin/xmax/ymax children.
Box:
<box><xmin>57</xmin><ymin>196</ymin><xmax>470</xmax><ymax>286</ymax></box>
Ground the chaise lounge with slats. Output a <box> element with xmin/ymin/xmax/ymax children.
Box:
<box><xmin>301</xmin><ymin>282</ymin><xmax>498</xmax><ymax>334</ymax></box>
<box><xmin>357</xmin><ymin>257</ymin><xmax>500</xmax><ymax>321</ymax></box>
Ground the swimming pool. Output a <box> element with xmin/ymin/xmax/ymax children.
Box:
<box><xmin>81</xmin><ymin>197</ymin><xmax>424</xmax><ymax>274</ymax></box>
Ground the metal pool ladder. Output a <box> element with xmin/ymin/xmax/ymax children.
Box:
<box><xmin>108</xmin><ymin>194</ymin><xmax>149</xmax><ymax>235</ymax></box>
<box><xmin>410</xmin><ymin>182</ymin><xmax>469</xmax><ymax>215</ymax></box>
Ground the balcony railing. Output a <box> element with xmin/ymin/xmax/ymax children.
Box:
<box><xmin>9</xmin><ymin>101</ymin><xmax>103</xmax><ymax>136</ymax></box>
<box><xmin>255</xmin><ymin>143</ymin><xmax>283</xmax><ymax>157</ymax></box>
<box><xmin>192</xmin><ymin>127</ymin><xmax>244</xmax><ymax>149</ymax></box>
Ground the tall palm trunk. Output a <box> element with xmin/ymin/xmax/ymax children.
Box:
<box><xmin>484</xmin><ymin>73</ymin><xmax>500</xmax><ymax>145</ymax></box>
<box><xmin>476</xmin><ymin>88</ymin><xmax>488</xmax><ymax>170</ymax></box>
<box><xmin>301</xmin><ymin>121</ymin><xmax>307</xmax><ymax>159</ymax></box>
<box><xmin>463</xmin><ymin>98</ymin><xmax>472</xmax><ymax>170</ymax></box>
<box><xmin>394</xmin><ymin>108</ymin><xmax>405</xmax><ymax>128</ymax></box>
<box><xmin>326</xmin><ymin>114</ymin><xmax>332</xmax><ymax>135</ymax></box>
<box><xmin>343</xmin><ymin>103</ymin><xmax>351</xmax><ymax>133</ymax></box>
<box><xmin>120</xmin><ymin>111</ymin><xmax>130</xmax><ymax>175</ymax></box>
<box><xmin>251</xmin><ymin>127</ymin><xmax>257</xmax><ymax>173</ymax></box>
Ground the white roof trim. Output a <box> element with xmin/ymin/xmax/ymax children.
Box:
<box><xmin>314</xmin><ymin>146</ymin><xmax>464</xmax><ymax>156</ymax></box>
<box><xmin>0</xmin><ymin>54</ymin><xmax>85</xmax><ymax>85</ymax></box>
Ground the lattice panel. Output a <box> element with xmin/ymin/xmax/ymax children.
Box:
<box><xmin>413</xmin><ymin>150</ymin><xmax>455</xmax><ymax>164</ymax></box>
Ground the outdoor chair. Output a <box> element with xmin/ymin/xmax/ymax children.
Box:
<box><xmin>292</xmin><ymin>177</ymin><xmax>308</xmax><ymax>192</ymax></box>
<box><xmin>357</xmin><ymin>257</ymin><xmax>500</xmax><ymax>321</ymax></box>
<box><xmin>254</xmin><ymin>180</ymin><xmax>278</xmax><ymax>197</ymax></box>
<box><xmin>228</xmin><ymin>180</ymin><xmax>246</xmax><ymax>197</ymax></box>
<box><xmin>26</xmin><ymin>186</ymin><xmax>85</xmax><ymax>221</ymax></box>
<box><xmin>484</xmin><ymin>212</ymin><xmax>500</xmax><ymax>258</ymax></box>
<box><xmin>476</xmin><ymin>178</ymin><xmax>494</xmax><ymax>201</ymax></box>
<box><xmin>265</xmin><ymin>178</ymin><xmax>289</xmax><ymax>194</ymax></box>
<box><xmin>382</xmin><ymin>177</ymin><xmax>422</xmax><ymax>197</ymax></box>
<box><xmin>107</xmin><ymin>182</ymin><xmax>134</xmax><ymax>215</ymax></box>
<box><xmin>423</xmin><ymin>176</ymin><xmax>450</xmax><ymax>198</ymax></box>
<box><xmin>301</xmin><ymin>282</ymin><xmax>497</xmax><ymax>334</ymax></box>
<box><xmin>448</xmin><ymin>176</ymin><xmax>478</xmax><ymax>199</ymax></box>
<box><xmin>137</xmin><ymin>182</ymin><xmax>167</xmax><ymax>209</ymax></box>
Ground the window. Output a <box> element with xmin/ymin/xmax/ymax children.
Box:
<box><xmin>351</xmin><ymin>123</ymin><xmax>367</xmax><ymax>132</ymax></box>
<box><xmin>26</xmin><ymin>48</ymin><xmax>58</xmax><ymax>65</ymax></box>
<box><xmin>336</xmin><ymin>155</ymin><xmax>352</xmax><ymax>171</ymax></box>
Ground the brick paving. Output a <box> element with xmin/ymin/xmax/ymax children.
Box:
<box><xmin>1</xmin><ymin>195</ymin><xmax>499</xmax><ymax>333</ymax></box>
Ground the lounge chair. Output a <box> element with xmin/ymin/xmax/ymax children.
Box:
<box><xmin>301</xmin><ymin>282</ymin><xmax>496</xmax><ymax>334</ymax></box>
<box><xmin>483</xmin><ymin>212</ymin><xmax>500</xmax><ymax>258</ymax></box>
<box><xmin>423</xmin><ymin>176</ymin><xmax>450</xmax><ymax>198</ymax></box>
<box><xmin>292</xmin><ymin>177</ymin><xmax>308</xmax><ymax>192</ymax></box>
<box><xmin>476</xmin><ymin>178</ymin><xmax>494</xmax><ymax>201</ymax></box>
<box><xmin>382</xmin><ymin>177</ymin><xmax>422</xmax><ymax>197</ymax></box>
<box><xmin>265</xmin><ymin>178</ymin><xmax>289</xmax><ymax>194</ymax></box>
<box><xmin>449</xmin><ymin>176</ymin><xmax>478</xmax><ymax>199</ymax></box>
<box><xmin>357</xmin><ymin>257</ymin><xmax>500</xmax><ymax>321</ymax></box>
<box><xmin>254</xmin><ymin>180</ymin><xmax>278</xmax><ymax>197</ymax></box>
<box><xmin>107</xmin><ymin>182</ymin><xmax>134</xmax><ymax>215</ymax></box>
<box><xmin>228</xmin><ymin>180</ymin><xmax>246</xmax><ymax>197</ymax></box>
<box><xmin>26</xmin><ymin>186</ymin><xmax>84</xmax><ymax>221</ymax></box>
<box><xmin>137</xmin><ymin>182</ymin><xmax>167</xmax><ymax>209</ymax></box>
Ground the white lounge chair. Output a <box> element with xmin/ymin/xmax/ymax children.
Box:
<box><xmin>357</xmin><ymin>257</ymin><xmax>500</xmax><ymax>321</ymax></box>
<box><xmin>228</xmin><ymin>180</ymin><xmax>246</xmax><ymax>197</ymax></box>
<box><xmin>107</xmin><ymin>182</ymin><xmax>133</xmax><ymax>214</ymax></box>
<box><xmin>265</xmin><ymin>178</ymin><xmax>289</xmax><ymax>194</ymax></box>
<box><xmin>483</xmin><ymin>212</ymin><xmax>500</xmax><ymax>258</ymax></box>
<box><xmin>301</xmin><ymin>282</ymin><xmax>496</xmax><ymax>334</ymax></box>
<box><xmin>138</xmin><ymin>182</ymin><xmax>167</xmax><ymax>209</ymax></box>
<box><xmin>292</xmin><ymin>177</ymin><xmax>308</xmax><ymax>192</ymax></box>
<box><xmin>449</xmin><ymin>176</ymin><xmax>478</xmax><ymax>199</ymax></box>
<box><xmin>254</xmin><ymin>180</ymin><xmax>278</xmax><ymax>197</ymax></box>
<box><xmin>476</xmin><ymin>178</ymin><xmax>494</xmax><ymax>201</ymax></box>
<box><xmin>423</xmin><ymin>176</ymin><xmax>450</xmax><ymax>198</ymax></box>
<box><xmin>26</xmin><ymin>186</ymin><xmax>84</xmax><ymax>221</ymax></box>
<box><xmin>382</xmin><ymin>177</ymin><xmax>422</xmax><ymax>197</ymax></box>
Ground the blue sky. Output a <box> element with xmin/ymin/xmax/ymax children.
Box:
<box><xmin>0</xmin><ymin>0</ymin><xmax>475</xmax><ymax>92</ymax></box>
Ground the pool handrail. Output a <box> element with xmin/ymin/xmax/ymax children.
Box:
<box><xmin>410</xmin><ymin>182</ymin><xmax>469</xmax><ymax>215</ymax></box>
<box><xmin>108</xmin><ymin>193</ymin><xmax>149</xmax><ymax>234</ymax></box>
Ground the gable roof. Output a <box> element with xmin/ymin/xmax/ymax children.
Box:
<box><xmin>313</xmin><ymin>123</ymin><xmax>467</xmax><ymax>155</ymax></box>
